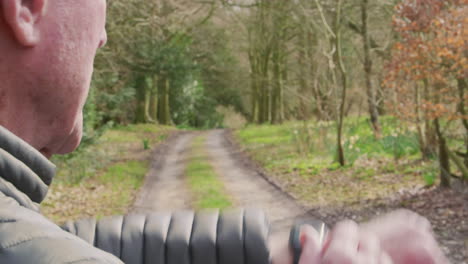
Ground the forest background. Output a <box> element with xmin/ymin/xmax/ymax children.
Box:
<box><xmin>70</xmin><ymin>0</ymin><xmax>467</xmax><ymax>187</ymax></box>
<box><xmin>45</xmin><ymin>0</ymin><xmax>467</xmax><ymax>259</ymax></box>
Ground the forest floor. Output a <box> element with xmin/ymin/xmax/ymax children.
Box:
<box><xmin>133</xmin><ymin>128</ymin><xmax>467</xmax><ymax>263</ymax></box>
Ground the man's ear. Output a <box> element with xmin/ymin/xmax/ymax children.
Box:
<box><xmin>1</xmin><ymin>0</ymin><xmax>47</xmax><ymax>47</ymax></box>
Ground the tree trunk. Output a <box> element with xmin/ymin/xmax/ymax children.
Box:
<box><xmin>361</xmin><ymin>0</ymin><xmax>381</xmax><ymax>138</ymax></box>
<box><xmin>307</xmin><ymin>31</ymin><xmax>324</xmax><ymax>121</ymax></box>
<box><xmin>144</xmin><ymin>88</ymin><xmax>151</xmax><ymax>122</ymax></box>
<box><xmin>249</xmin><ymin>51</ymin><xmax>260</xmax><ymax>123</ymax></box>
<box><xmin>414</xmin><ymin>83</ymin><xmax>429</xmax><ymax>159</ymax></box>
<box><xmin>335</xmin><ymin>0</ymin><xmax>347</xmax><ymax>166</ymax></box>
<box><xmin>298</xmin><ymin>29</ymin><xmax>309</xmax><ymax>120</ymax></box>
<box><xmin>376</xmin><ymin>73</ymin><xmax>386</xmax><ymax>115</ymax></box>
<box><xmin>434</xmin><ymin>118</ymin><xmax>451</xmax><ymax>188</ymax></box>
<box><xmin>259</xmin><ymin>55</ymin><xmax>270</xmax><ymax>124</ymax></box>
<box><xmin>157</xmin><ymin>76</ymin><xmax>172</xmax><ymax>125</ymax></box>
<box><xmin>250</xmin><ymin>74</ymin><xmax>259</xmax><ymax>123</ymax></box>
<box><xmin>149</xmin><ymin>91</ymin><xmax>158</xmax><ymax>123</ymax></box>
<box><xmin>457</xmin><ymin>78</ymin><xmax>468</xmax><ymax>168</ymax></box>
<box><xmin>271</xmin><ymin>49</ymin><xmax>280</xmax><ymax>124</ymax></box>
<box><xmin>134</xmin><ymin>75</ymin><xmax>146</xmax><ymax>124</ymax></box>
<box><xmin>457</xmin><ymin>78</ymin><xmax>468</xmax><ymax>131</ymax></box>
<box><xmin>279</xmin><ymin>54</ymin><xmax>286</xmax><ymax>122</ymax></box>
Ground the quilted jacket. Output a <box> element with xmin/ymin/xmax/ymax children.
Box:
<box><xmin>0</xmin><ymin>126</ymin><xmax>270</xmax><ymax>264</ymax></box>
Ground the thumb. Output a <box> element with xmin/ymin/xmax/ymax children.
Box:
<box><xmin>298</xmin><ymin>225</ymin><xmax>322</xmax><ymax>264</ymax></box>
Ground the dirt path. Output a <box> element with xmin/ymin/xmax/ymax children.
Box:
<box><xmin>132</xmin><ymin>133</ymin><xmax>195</xmax><ymax>213</ymax></box>
<box><xmin>205</xmin><ymin>129</ymin><xmax>311</xmax><ymax>232</ymax></box>
<box><xmin>132</xmin><ymin>130</ymin><xmax>312</xmax><ymax>232</ymax></box>
<box><xmin>131</xmin><ymin>129</ymin><xmax>466</xmax><ymax>262</ymax></box>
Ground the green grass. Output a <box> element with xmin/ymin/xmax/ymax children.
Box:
<box><xmin>43</xmin><ymin>124</ymin><xmax>174</xmax><ymax>223</ymax></box>
<box><xmin>186</xmin><ymin>136</ymin><xmax>232</xmax><ymax>209</ymax></box>
<box><xmin>237</xmin><ymin>116</ymin><xmax>423</xmax><ymax>168</ymax></box>
<box><xmin>98</xmin><ymin>160</ymin><xmax>148</xmax><ymax>213</ymax></box>
<box><xmin>99</xmin><ymin>160</ymin><xmax>147</xmax><ymax>188</ymax></box>
<box><xmin>235</xmin><ymin>116</ymin><xmax>433</xmax><ymax>207</ymax></box>
<box><xmin>52</xmin><ymin>124</ymin><xmax>174</xmax><ymax>184</ymax></box>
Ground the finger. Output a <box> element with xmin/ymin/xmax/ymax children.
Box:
<box><xmin>355</xmin><ymin>232</ymin><xmax>381</xmax><ymax>264</ymax></box>
<box><xmin>358</xmin><ymin>231</ymin><xmax>380</xmax><ymax>255</ymax></box>
<box><xmin>389</xmin><ymin>209</ymin><xmax>432</xmax><ymax>231</ymax></box>
<box><xmin>298</xmin><ymin>225</ymin><xmax>321</xmax><ymax>264</ymax></box>
<box><xmin>322</xmin><ymin>220</ymin><xmax>359</xmax><ymax>264</ymax></box>
<box><xmin>390</xmin><ymin>239</ymin><xmax>438</xmax><ymax>264</ymax></box>
<box><xmin>379</xmin><ymin>252</ymin><xmax>393</xmax><ymax>264</ymax></box>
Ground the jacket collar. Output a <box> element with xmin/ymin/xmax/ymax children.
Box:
<box><xmin>0</xmin><ymin>126</ymin><xmax>56</xmax><ymax>204</ymax></box>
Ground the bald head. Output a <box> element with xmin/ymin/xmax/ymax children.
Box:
<box><xmin>0</xmin><ymin>0</ymin><xmax>107</xmax><ymax>158</ymax></box>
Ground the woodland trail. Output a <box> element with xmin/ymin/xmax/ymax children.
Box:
<box><xmin>132</xmin><ymin>133</ymin><xmax>195</xmax><ymax>212</ymax></box>
<box><xmin>131</xmin><ymin>129</ymin><xmax>314</xmax><ymax>233</ymax></box>
<box><xmin>130</xmin><ymin>129</ymin><xmax>467</xmax><ymax>262</ymax></box>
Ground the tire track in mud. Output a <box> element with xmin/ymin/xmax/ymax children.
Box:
<box><xmin>132</xmin><ymin>133</ymin><xmax>195</xmax><ymax>213</ymax></box>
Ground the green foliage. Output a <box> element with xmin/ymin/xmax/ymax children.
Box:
<box><xmin>96</xmin><ymin>86</ymin><xmax>136</xmax><ymax>125</ymax></box>
<box><xmin>423</xmin><ymin>171</ymin><xmax>436</xmax><ymax>187</ymax></box>
<box><xmin>342</xmin><ymin>117</ymin><xmax>420</xmax><ymax>164</ymax></box>
<box><xmin>90</xmin><ymin>1</ymin><xmax>248</xmax><ymax>129</ymax></box>
<box><xmin>142</xmin><ymin>139</ymin><xmax>150</xmax><ymax>150</ymax></box>
<box><xmin>190</xmin><ymin>22</ymin><xmax>248</xmax><ymax>116</ymax></box>
<box><xmin>171</xmin><ymin>78</ymin><xmax>224</xmax><ymax>128</ymax></box>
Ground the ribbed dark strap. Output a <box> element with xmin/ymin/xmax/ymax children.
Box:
<box><xmin>143</xmin><ymin>212</ymin><xmax>171</xmax><ymax>264</ymax></box>
<box><xmin>121</xmin><ymin>214</ymin><xmax>145</xmax><ymax>264</ymax></box>
<box><xmin>166</xmin><ymin>211</ymin><xmax>194</xmax><ymax>264</ymax></box>
<box><xmin>244</xmin><ymin>209</ymin><xmax>270</xmax><ymax>264</ymax></box>
<box><xmin>74</xmin><ymin>218</ymin><xmax>97</xmax><ymax>245</ymax></box>
<box><xmin>191</xmin><ymin>211</ymin><xmax>218</xmax><ymax>264</ymax></box>
<box><xmin>218</xmin><ymin>209</ymin><xmax>245</xmax><ymax>264</ymax></box>
<box><xmin>63</xmin><ymin>210</ymin><xmax>271</xmax><ymax>264</ymax></box>
<box><xmin>96</xmin><ymin>216</ymin><xmax>124</xmax><ymax>259</ymax></box>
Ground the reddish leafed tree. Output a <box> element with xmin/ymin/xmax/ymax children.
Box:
<box><xmin>385</xmin><ymin>0</ymin><xmax>468</xmax><ymax>186</ymax></box>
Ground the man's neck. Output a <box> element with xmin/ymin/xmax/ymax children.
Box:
<box><xmin>0</xmin><ymin>85</ymin><xmax>42</xmax><ymax>152</ymax></box>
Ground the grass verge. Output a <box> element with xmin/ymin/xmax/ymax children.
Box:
<box><xmin>235</xmin><ymin>117</ymin><xmax>433</xmax><ymax>208</ymax></box>
<box><xmin>186</xmin><ymin>135</ymin><xmax>232</xmax><ymax>209</ymax></box>
<box><xmin>42</xmin><ymin>124</ymin><xmax>175</xmax><ymax>224</ymax></box>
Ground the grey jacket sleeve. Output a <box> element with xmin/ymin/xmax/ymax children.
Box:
<box><xmin>62</xmin><ymin>209</ymin><xmax>271</xmax><ymax>264</ymax></box>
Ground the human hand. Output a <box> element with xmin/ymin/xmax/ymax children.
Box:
<box><xmin>272</xmin><ymin>222</ymin><xmax>391</xmax><ymax>264</ymax></box>
<box><xmin>273</xmin><ymin>210</ymin><xmax>448</xmax><ymax>264</ymax></box>
<box><xmin>270</xmin><ymin>225</ymin><xmax>325</xmax><ymax>264</ymax></box>
<box><xmin>361</xmin><ymin>209</ymin><xmax>449</xmax><ymax>264</ymax></box>
<box><xmin>309</xmin><ymin>220</ymin><xmax>393</xmax><ymax>264</ymax></box>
